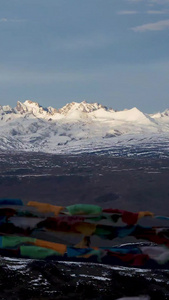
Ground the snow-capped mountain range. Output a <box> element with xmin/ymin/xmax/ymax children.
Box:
<box><xmin>0</xmin><ymin>100</ymin><xmax>169</xmax><ymax>156</ymax></box>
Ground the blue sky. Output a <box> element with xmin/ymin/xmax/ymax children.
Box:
<box><xmin>0</xmin><ymin>0</ymin><xmax>169</xmax><ymax>113</ymax></box>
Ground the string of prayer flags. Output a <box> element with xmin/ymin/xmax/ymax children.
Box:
<box><xmin>0</xmin><ymin>199</ymin><xmax>169</xmax><ymax>267</ymax></box>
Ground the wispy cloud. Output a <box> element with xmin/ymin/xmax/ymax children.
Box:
<box><xmin>0</xmin><ymin>18</ymin><xmax>8</xmax><ymax>22</ymax></box>
<box><xmin>127</xmin><ymin>0</ymin><xmax>169</xmax><ymax>3</ymax></box>
<box><xmin>0</xmin><ymin>18</ymin><xmax>25</xmax><ymax>23</ymax></box>
<box><xmin>52</xmin><ymin>34</ymin><xmax>113</xmax><ymax>52</ymax></box>
<box><xmin>117</xmin><ymin>10</ymin><xmax>138</xmax><ymax>15</ymax></box>
<box><xmin>118</xmin><ymin>9</ymin><xmax>169</xmax><ymax>15</ymax></box>
<box><xmin>150</xmin><ymin>0</ymin><xmax>169</xmax><ymax>3</ymax></box>
<box><xmin>132</xmin><ymin>19</ymin><xmax>169</xmax><ymax>32</ymax></box>
<box><xmin>146</xmin><ymin>10</ymin><xmax>168</xmax><ymax>14</ymax></box>
<box><xmin>126</xmin><ymin>0</ymin><xmax>142</xmax><ymax>2</ymax></box>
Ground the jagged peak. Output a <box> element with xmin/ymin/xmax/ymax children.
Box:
<box><xmin>150</xmin><ymin>109</ymin><xmax>169</xmax><ymax>119</ymax></box>
<box><xmin>58</xmin><ymin>101</ymin><xmax>108</xmax><ymax>115</ymax></box>
<box><xmin>2</xmin><ymin>105</ymin><xmax>13</xmax><ymax>111</ymax></box>
<box><xmin>0</xmin><ymin>105</ymin><xmax>14</xmax><ymax>114</ymax></box>
<box><xmin>47</xmin><ymin>106</ymin><xmax>58</xmax><ymax>115</ymax></box>
<box><xmin>163</xmin><ymin>108</ymin><xmax>169</xmax><ymax>116</ymax></box>
<box><xmin>58</xmin><ymin>102</ymin><xmax>77</xmax><ymax>115</ymax></box>
<box><xmin>21</xmin><ymin>100</ymin><xmax>48</xmax><ymax>115</ymax></box>
<box><xmin>16</xmin><ymin>100</ymin><xmax>58</xmax><ymax>116</ymax></box>
<box><xmin>23</xmin><ymin>100</ymin><xmax>41</xmax><ymax>107</ymax></box>
<box><xmin>15</xmin><ymin>100</ymin><xmax>44</xmax><ymax>115</ymax></box>
<box><xmin>15</xmin><ymin>101</ymin><xmax>28</xmax><ymax>114</ymax></box>
<box><xmin>78</xmin><ymin>101</ymin><xmax>107</xmax><ymax>112</ymax></box>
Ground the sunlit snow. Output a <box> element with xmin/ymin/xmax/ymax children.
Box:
<box><xmin>0</xmin><ymin>100</ymin><xmax>169</xmax><ymax>155</ymax></box>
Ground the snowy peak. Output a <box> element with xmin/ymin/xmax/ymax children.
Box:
<box><xmin>0</xmin><ymin>105</ymin><xmax>14</xmax><ymax>114</ymax></box>
<box><xmin>15</xmin><ymin>100</ymin><xmax>44</xmax><ymax>115</ymax></box>
<box><xmin>15</xmin><ymin>100</ymin><xmax>59</xmax><ymax>118</ymax></box>
<box><xmin>149</xmin><ymin>109</ymin><xmax>169</xmax><ymax>119</ymax></box>
<box><xmin>109</xmin><ymin>107</ymin><xmax>154</xmax><ymax>124</ymax></box>
<box><xmin>15</xmin><ymin>101</ymin><xmax>28</xmax><ymax>114</ymax></box>
<box><xmin>23</xmin><ymin>100</ymin><xmax>47</xmax><ymax>115</ymax></box>
<box><xmin>163</xmin><ymin>109</ymin><xmax>169</xmax><ymax>117</ymax></box>
<box><xmin>123</xmin><ymin>107</ymin><xmax>154</xmax><ymax>123</ymax></box>
<box><xmin>126</xmin><ymin>107</ymin><xmax>146</xmax><ymax>121</ymax></box>
<box><xmin>24</xmin><ymin>100</ymin><xmax>41</xmax><ymax>108</ymax></box>
<box><xmin>47</xmin><ymin>106</ymin><xmax>58</xmax><ymax>115</ymax></box>
<box><xmin>58</xmin><ymin>101</ymin><xmax>108</xmax><ymax>115</ymax></box>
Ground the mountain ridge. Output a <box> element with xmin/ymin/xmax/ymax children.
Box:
<box><xmin>0</xmin><ymin>99</ymin><xmax>168</xmax><ymax>120</ymax></box>
<box><xmin>0</xmin><ymin>100</ymin><xmax>169</xmax><ymax>155</ymax></box>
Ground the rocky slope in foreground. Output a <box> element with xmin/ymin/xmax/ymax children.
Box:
<box><xmin>0</xmin><ymin>257</ymin><xmax>169</xmax><ymax>300</ymax></box>
<box><xmin>0</xmin><ymin>100</ymin><xmax>169</xmax><ymax>156</ymax></box>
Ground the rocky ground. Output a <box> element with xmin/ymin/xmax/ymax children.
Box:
<box><xmin>0</xmin><ymin>257</ymin><xmax>169</xmax><ymax>300</ymax></box>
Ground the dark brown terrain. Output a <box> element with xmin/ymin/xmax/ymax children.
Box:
<box><xmin>0</xmin><ymin>152</ymin><xmax>169</xmax><ymax>214</ymax></box>
<box><xmin>0</xmin><ymin>152</ymin><xmax>169</xmax><ymax>299</ymax></box>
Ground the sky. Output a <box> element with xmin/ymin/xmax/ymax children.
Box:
<box><xmin>0</xmin><ymin>0</ymin><xmax>169</xmax><ymax>113</ymax></box>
